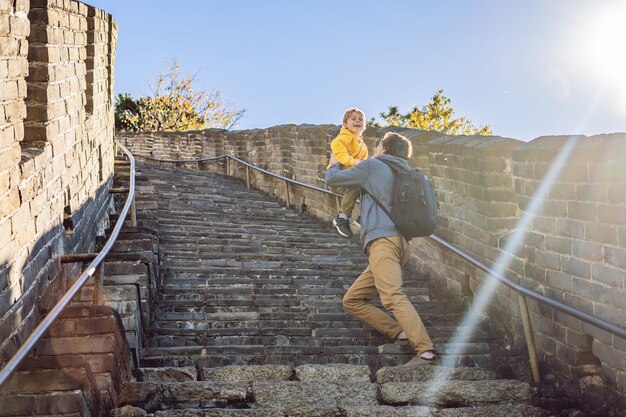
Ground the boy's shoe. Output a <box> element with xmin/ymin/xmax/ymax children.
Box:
<box><xmin>333</xmin><ymin>216</ymin><xmax>353</xmax><ymax>238</ymax></box>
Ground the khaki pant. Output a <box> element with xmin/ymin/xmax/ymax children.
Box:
<box><xmin>331</xmin><ymin>185</ymin><xmax>360</xmax><ymax>217</ymax></box>
<box><xmin>342</xmin><ymin>235</ymin><xmax>435</xmax><ymax>355</ymax></box>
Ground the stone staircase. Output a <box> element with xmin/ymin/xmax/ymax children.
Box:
<box><xmin>112</xmin><ymin>161</ymin><xmax>547</xmax><ymax>416</ymax></box>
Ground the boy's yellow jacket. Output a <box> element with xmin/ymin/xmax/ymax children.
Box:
<box><xmin>328</xmin><ymin>127</ymin><xmax>368</xmax><ymax>169</ymax></box>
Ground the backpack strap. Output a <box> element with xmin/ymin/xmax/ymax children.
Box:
<box><xmin>361</xmin><ymin>158</ymin><xmax>396</xmax><ymax>223</ymax></box>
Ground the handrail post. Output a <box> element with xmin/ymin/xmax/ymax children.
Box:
<box><xmin>245</xmin><ymin>166</ymin><xmax>251</xmax><ymax>188</ymax></box>
<box><xmin>519</xmin><ymin>293</ymin><xmax>541</xmax><ymax>385</ymax></box>
<box><xmin>226</xmin><ymin>157</ymin><xmax>230</xmax><ymax>177</ymax></box>
<box><xmin>93</xmin><ymin>264</ymin><xmax>104</xmax><ymax>305</ymax></box>
<box><xmin>130</xmin><ymin>196</ymin><xmax>137</xmax><ymax>227</ymax></box>
<box><xmin>284</xmin><ymin>180</ymin><xmax>291</xmax><ymax>207</ymax></box>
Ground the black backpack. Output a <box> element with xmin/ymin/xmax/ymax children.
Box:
<box><xmin>365</xmin><ymin>159</ymin><xmax>438</xmax><ymax>239</ymax></box>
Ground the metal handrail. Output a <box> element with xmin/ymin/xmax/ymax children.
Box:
<box><xmin>132</xmin><ymin>151</ymin><xmax>626</xmax><ymax>381</ymax></box>
<box><xmin>0</xmin><ymin>141</ymin><xmax>136</xmax><ymax>387</ymax></box>
<box><xmin>430</xmin><ymin>234</ymin><xmax>626</xmax><ymax>339</ymax></box>
<box><xmin>133</xmin><ymin>153</ymin><xmax>342</xmax><ymax>198</ymax></box>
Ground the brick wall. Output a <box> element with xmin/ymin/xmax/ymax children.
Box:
<box><xmin>118</xmin><ymin>126</ymin><xmax>626</xmax><ymax>411</ymax></box>
<box><xmin>0</xmin><ymin>0</ymin><xmax>117</xmax><ymax>378</ymax></box>
<box><xmin>513</xmin><ymin>134</ymin><xmax>626</xmax><ymax>409</ymax></box>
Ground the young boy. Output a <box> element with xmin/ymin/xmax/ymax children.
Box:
<box><xmin>328</xmin><ymin>107</ymin><xmax>368</xmax><ymax>238</ymax></box>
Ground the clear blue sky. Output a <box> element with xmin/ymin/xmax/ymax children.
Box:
<box><xmin>85</xmin><ymin>0</ymin><xmax>625</xmax><ymax>141</ymax></box>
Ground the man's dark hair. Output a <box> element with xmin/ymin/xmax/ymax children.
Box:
<box><xmin>381</xmin><ymin>132</ymin><xmax>413</xmax><ymax>159</ymax></box>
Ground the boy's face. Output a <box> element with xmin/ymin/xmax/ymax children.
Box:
<box><xmin>343</xmin><ymin>112</ymin><xmax>365</xmax><ymax>136</ymax></box>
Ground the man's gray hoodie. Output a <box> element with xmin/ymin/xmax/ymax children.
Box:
<box><xmin>325</xmin><ymin>154</ymin><xmax>409</xmax><ymax>251</ymax></box>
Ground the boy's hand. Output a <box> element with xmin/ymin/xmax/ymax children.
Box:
<box><xmin>329</xmin><ymin>154</ymin><xmax>337</xmax><ymax>165</ymax></box>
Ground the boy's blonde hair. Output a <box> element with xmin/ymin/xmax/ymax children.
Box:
<box><xmin>342</xmin><ymin>107</ymin><xmax>366</xmax><ymax>126</ymax></box>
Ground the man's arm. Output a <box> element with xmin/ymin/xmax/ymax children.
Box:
<box><xmin>325</xmin><ymin>160</ymin><xmax>370</xmax><ymax>188</ymax></box>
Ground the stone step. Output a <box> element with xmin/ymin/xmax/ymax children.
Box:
<box><xmin>158</xmin><ymin>258</ymin><xmax>363</xmax><ymax>271</ymax></box>
<box><xmin>145</xmin><ymin>335</ymin><xmax>466</xmax><ymax>351</ymax></box>
<box><xmin>115</xmin><ymin>364</ymin><xmax>542</xmax><ymax>416</ymax></box>
<box><xmin>155</xmin><ymin>287</ymin><xmax>429</xmax><ymax>300</ymax></box>
<box><xmin>159</xmin><ymin>249</ymin><xmax>364</xmax><ymax>261</ymax></box>
<box><xmin>148</xmin><ymin>317</ymin><xmax>465</xmax><ymax>336</ymax></box>
<box><xmin>153</xmin><ymin>300</ymin><xmax>465</xmax><ymax>322</ymax></box>
<box><xmin>157</xmin><ymin>221</ymin><xmax>331</xmax><ymax>232</ymax></box>
<box><xmin>158</xmin><ymin>273</ymin><xmax>372</xmax><ymax>285</ymax></box>
<box><xmin>139</xmin><ymin>341</ymin><xmax>492</xmax><ymax>367</ymax></box>
<box><xmin>437</xmin><ymin>404</ymin><xmax>545</xmax><ymax>417</ymax></box>
<box><xmin>160</xmin><ymin>266</ymin><xmax>366</xmax><ymax>277</ymax></box>
<box><xmin>122</xmin><ymin>162</ymin><xmax>544</xmax><ymax>415</ymax></box>
<box><xmin>0</xmin><ymin>389</ymin><xmax>93</xmax><ymax>417</ymax></box>
<box><xmin>160</xmin><ymin>245</ymin><xmax>361</xmax><ymax>257</ymax></box>
<box><xmin>381</xmin><ymin>379</ymin><xmax>532</xmax><ymax>406</ymax></box>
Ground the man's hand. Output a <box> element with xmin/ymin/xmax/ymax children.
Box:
<box><xmin>329</xmin><ymin>154</ymin><xmax>337</xmax><ymax>165</ymax></box>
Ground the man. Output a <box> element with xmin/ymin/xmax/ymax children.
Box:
<box><xmin>325</xmin><ymin>132</ymin><xmax>436</xmax><ymax>366</ymax></box>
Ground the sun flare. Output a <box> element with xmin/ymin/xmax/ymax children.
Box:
<box><xmin>579</xmin><ymin>3</ymin><xmax>626</xmax><ymax>113</ymax></box>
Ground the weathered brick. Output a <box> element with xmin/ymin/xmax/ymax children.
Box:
<box><xmin>595</xmin><ymin>160</ymin><xmax>626</xmax><ymax>182</ymax></box>
<box><xmin>563</xmin><ymin>293</ymin><xmax>593</xmax><ymax>315</ymax></box>
<box><xmin>568</xmin><ymin>201</ymin><xmax>597</xmax><ymax>221</ymax></box>
<box><xmin>591</xmin><ymin>264</ymin><xmax>624</xmax><ymax>287</ymax></box>
<box><xmin>1</xmin><ymin>368</ymin><xmax>91</xmax><ymax>394</ymax></box>
<box><xmin>11</xmin><ymin>16</ymin><xmax>31</xmax><ymax>38</ymax></box>
<box><xmin>572</xmin><ymin>276</ymin><xmax>607</xmax><ymax>300</ymax></box>
<box><xmin>564</xmin><ymin>328</ymin><xmax>593</xmax><ymax>350</ymax></box>
<box><xmin>548</xmin><ymin>182</ymin><xmax>577</xmax><ymax>199</ymax></box>
<box><xmin>0</xmin><ymin>208</ymin><xmax>12</xmax><ymax>245</ymax></box>
<box><xmin>556</xmin><ymin>218</ymin><xmax>584</xmax><ymax>239</ymax></box>
<box><xmin>0</xmin><ymin>188</ymin><xmax>20</xmax><ymax>218</ymax></box>
<box><xmin>604</xmin><ymin>246</ymin><xmax>626</xmax><ymax>270</ymax></box>
<box><xmin>545</xmin><ymin>236</ymin><xmax>572</xmax><ymax>255</ymax></box>
<box><xmin>535</xmin><ymin>250</ymin><xmax>560</xmax><ymax>270</ymax></box>
<box><xmin>532</xmin><ymin>216</ymin><xmax>556</xmax><ymax>234</ymax></box>
<box><xmin>14</xmin><ymin>0</ymin><xmax>29</xmax><ymax>14</ymax></box>
<box><xmin>0</xmin><ymin>393</ymin><xmax>34</xmax><ymax>415</ymax></box>
<box><xmin>0</xmin><ymin>142</ymin><xmax>20</xmax><ymax>168</ymax></box>
<box><xmin>598</xmin><ymin>204</ymin><xmax>626</xmax><ymax>226</ymax></box>
<box><xmin>607</xmin><ymin>183</ymin><xmax>626</xmax><ymax>204</ymax></box>
<box><xmin>572</xmin><ymin>240</ymin><xmax>603</xmax><ymax>262</ymax></box>
<box><xmin>546</xmin><ymin>270</ymin><xmax>571</xmax><ymax>291</ymax></box>
<box><xmin>556</xmin><ymin>342</ymin><xmax>597</xmax><ymax>366</ymax></box>
<box><xmin>10</xmin><ymin>202</ymin><xmax>31</xmax><ymax>232</ymax></box>
<box><xmin>576</xmin><ymin>183</ymin><xmax>608</xmax><ymax>203</ymax></box>
<box><xmin>36</xmin><ymin>334</ymin><xmax>119</xmax><ymax>355</ymax></box>
<box><xmin>585</xmin><ymin>222</ymin><xmax>617</xmax><ymax>244</ymax></box>
<box><xmin>602</xmin><ymin>288</ymin><xmax>626</xmax><ymax>310</ymax></box>
<box><xmin>592</xmin><ymin>340</ymin><xmax>625</xmax><ymax>370</ymax></box>
<box><xmin>561</xmin><ymin>256</ymin><xmax>591</xmax><ymax>278</ymax></box>
<box><xmin>34</xmin><ymin>390</ymin><xmax>86</xmax><ymax>414</ymax></box>
<box><xmin>524</xmin><ymin>263</ymin><xmax>546</xmax><ymax>282</ymax></box>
